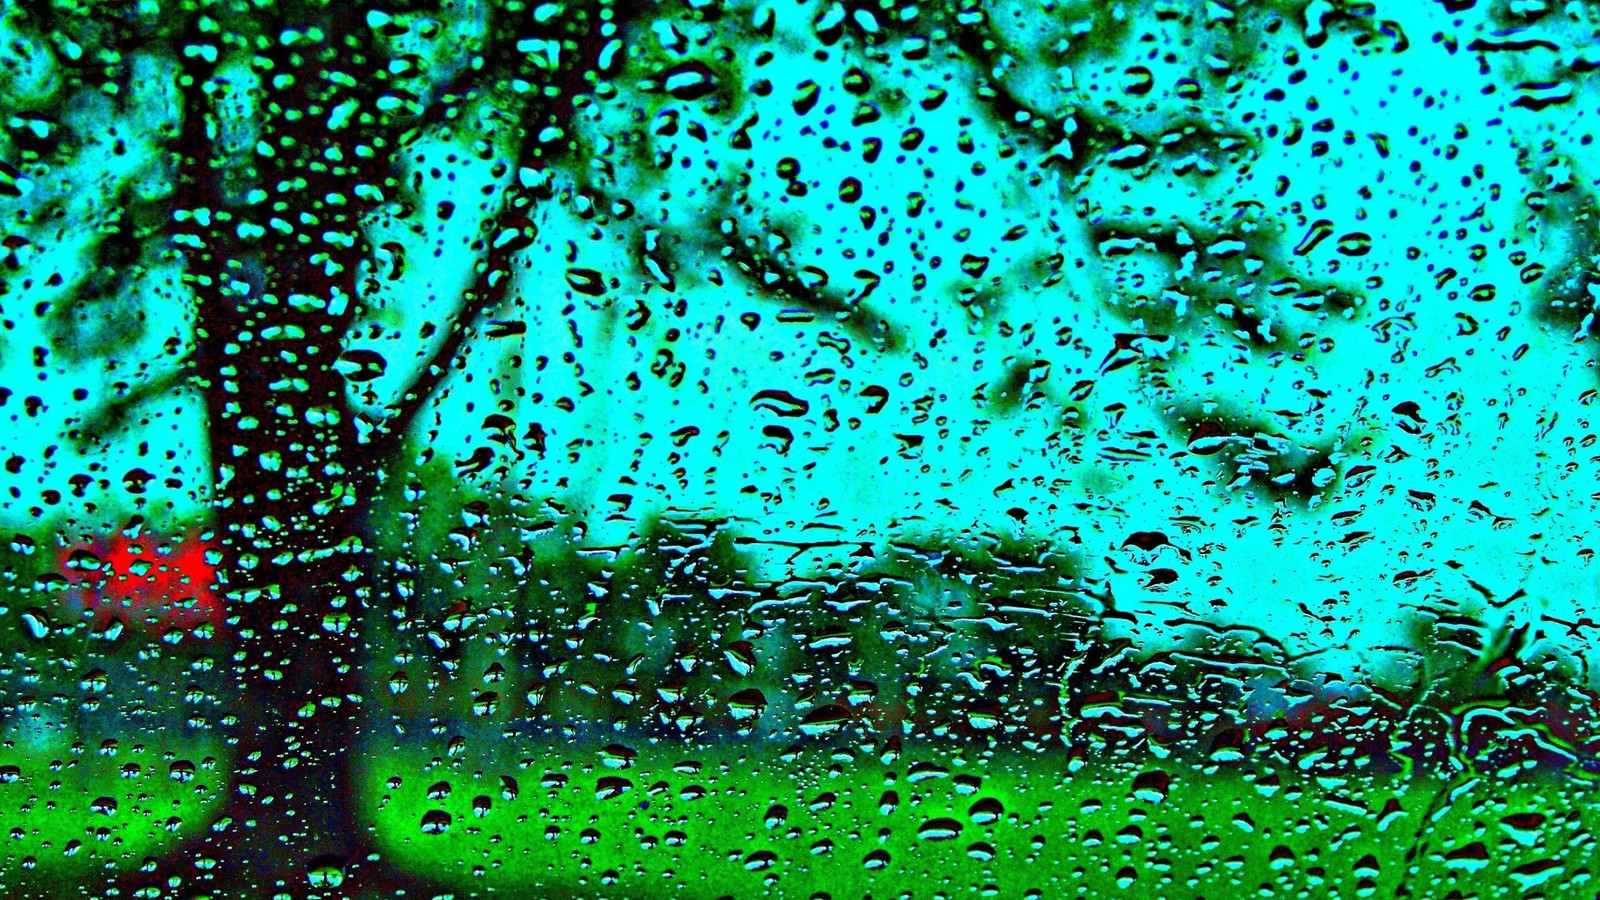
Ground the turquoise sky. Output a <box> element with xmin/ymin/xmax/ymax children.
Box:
<box><xmin>3</xmin><ymin>1</ymin><xmax>1595</xmax><ymax>681</ymax></box>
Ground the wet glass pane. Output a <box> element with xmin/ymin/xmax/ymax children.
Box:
<box><xmin>1</xmin><ymin>0</ymin><xmax>1598</xmax><ymax>897</ymax></box>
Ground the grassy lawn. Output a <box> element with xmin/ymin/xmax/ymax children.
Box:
<box><xmin>0</xmin><ymin>729</ymin><xmax>226</xmax><ymax>894</ymax></box>
<box><xmin>3</xmin><ymin>542</ymin><xmax>1594</xmax><ymax>898</ymax></box>
<box><xmin>363</xmin><ymin>741</ymin><xmax>1597</xmax><ymax>899</ymax></box>
<box><xmin>0</xmin><ymin>732</ymin><xmax>1591</xmax><ymax>897</ymax></box>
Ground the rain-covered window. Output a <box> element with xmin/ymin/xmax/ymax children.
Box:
<box><xmin>1</xmin><ymin>0</ymin><xmax>1598</xmax><ymax>897</ymax></box>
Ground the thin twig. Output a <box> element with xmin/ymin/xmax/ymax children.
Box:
<box><xmin>73</xmin><ymin>358</ymin><xmax>196</xmax><ymax>453</ymax></box>
<box><xmin>369</xmin><ymin>154</ymin><xmax>544</xmax><ymax>461</ymax></box>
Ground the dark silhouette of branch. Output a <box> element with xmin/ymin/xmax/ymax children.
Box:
<box><xmin>73</xmin><ymin>358</ymin><xmax>194</xmax><ymax>451</ymax></box>
<box><xmin>368</xmin><ymin>0</ymin><xmax>659</xmax><ymax>463</ymax></box>
<box><xmin>371</xmin><ymin>160</ymin><xmax>547</xmax><ymax>460</ymax></box>
<box><xmin>397</xmin><ymin>50</ymin><xmax>498</xmax><ymax>149</ymax></box>
<box><xmin>720</xmin><ymin>238</ymin><xmax>904</xmax><ymax>352</ymax></box>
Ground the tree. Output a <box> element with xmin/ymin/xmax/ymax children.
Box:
<box><xmin>0</xmin><ymin>0</ymin><xmax>1130</xmax><ymax>886</ymax></box>
<box><xmin>3</xmin><ymin>0</ymin><xmax>624</xmax><ymax>893</ymax></box>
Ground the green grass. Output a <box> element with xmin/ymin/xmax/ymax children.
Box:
<box><xmin>0</xmin><ymin>732</ymin><xmax>1592</xmax><ymax>898</ymax></box>
<box><xmin>0</xmin><ymin>728</ymin><xmax>226</xmax><ymax>892</ymax></box>
<box><xmin>362</xmin><ymin>741</ymin><xmax>1599</xmax><ymax>899</ymax></box>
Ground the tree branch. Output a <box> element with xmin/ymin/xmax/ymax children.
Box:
<box><xmin>73</xmin><ymin>360</ymin><xmax>195</xmax><ymax>452</ymax></box>
<box><xmin>370</xmin><ymin>159</ymin><xmax>548</xmax><ymax>461</ymax></box>
<box><xmin>367</xmin><ymin>2</ymin><xmax>633</xmax><ymax>462</ymax></box>
<box><xmin>398</xmin><ymin>61</ymin><xmax>494</xmax><ymax>148</ymax></box>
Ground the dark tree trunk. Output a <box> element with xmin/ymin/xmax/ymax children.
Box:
<box><xmin>103</xmin><ymin>1</ymin><xmax>596</xmax><ymax>893</ymax></box>
<box><xmin>109</xmin><ymin>7</ymin><xmax>420</xmax><ymax>897</ymax></box>
<box><xmin>180</xmin><ymin>291</ymin><xmax>383</xmax><ymax>897</ymax></box>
